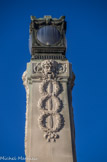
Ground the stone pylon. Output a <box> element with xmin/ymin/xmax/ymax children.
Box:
<box><xmin>22</xmin><ymin>15</ymin><xmax>76</xmax><ymax>162</ymax></box>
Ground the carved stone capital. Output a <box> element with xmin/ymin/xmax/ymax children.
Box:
<box><xmin>33</xmin><ymin>60</ymin><xmax>67</xmax><ymax>80</ymax></box>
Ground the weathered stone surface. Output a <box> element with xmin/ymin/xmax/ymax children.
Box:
<box><xmin>22</xmin><ymin>59</ymin><xmax>76</xmax><ymax>162</ymax></box>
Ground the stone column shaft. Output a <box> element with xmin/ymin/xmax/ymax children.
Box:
<box><xmin>22</xmin><ymin>59</ymin><xmax>76</xmax><ymax>162</ymax></box>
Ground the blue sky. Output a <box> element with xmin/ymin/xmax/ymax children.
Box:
<box><xmin>0</xmin><ymin>0</ymin><xmax>107</xmax><ymax>161</ymax></box>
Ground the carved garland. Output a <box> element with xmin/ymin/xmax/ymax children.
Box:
<box><xmin>37</xmin><ymin>60</ymin><xmax>65</xmax><ymax>142</ymax></box>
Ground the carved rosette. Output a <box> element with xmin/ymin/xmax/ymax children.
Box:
<box><xmin>36</xmin><ymin>60</ymin><xmax>65</xmax><ymax>142</ymax></box>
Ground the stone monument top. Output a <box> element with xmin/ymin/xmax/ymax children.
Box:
<box><xmin>29</xmin><ymin>15</ymin><xmax>66</xmax><ymax>60</ymax></box>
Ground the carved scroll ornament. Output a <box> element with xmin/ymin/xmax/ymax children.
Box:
<box><xmin>33</xmin><ymin>60</ymin><xmax>67</xmax><ymax>80</ymax></box>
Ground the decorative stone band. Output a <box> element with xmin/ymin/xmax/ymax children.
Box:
<box><xmin>32</xmin><ymin>60</ymin><xmax>67</xmax><ymax>80</ymax></box>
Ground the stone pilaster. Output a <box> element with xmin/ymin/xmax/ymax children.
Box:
<box><xmin>22</xmin><ymin>59</ymin><xmax>76</xmax><ymax>162</ymax></box>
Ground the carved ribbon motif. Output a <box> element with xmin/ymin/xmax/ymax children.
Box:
<box><xmin>37</xmin><ymin>60</ymin><xmax>64</xmax><ymax>142</ymax></box>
